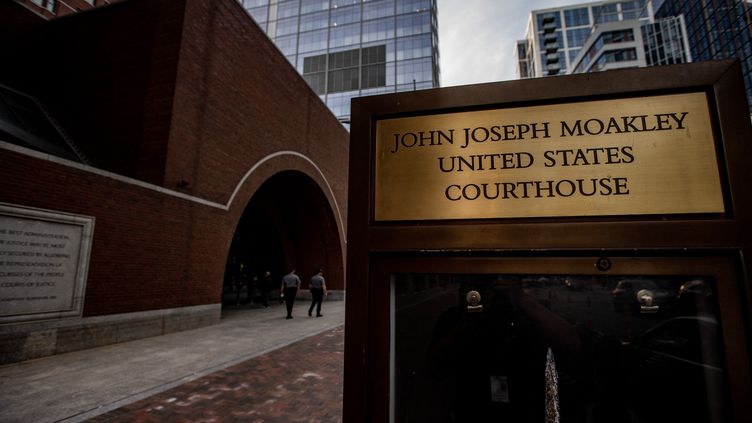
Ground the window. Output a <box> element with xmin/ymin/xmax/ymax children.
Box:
<box><xmin>364</xmin><ymin>0</ymin><xmax>394</xmax><ymax>20</ymax></box>
<box><xmin>300</xmin><ymin>11</ymin><xmax>328</xmax><ymax>32</ymax></box>
<box><xmin>300</xmin><ymin>0</ymin><xmax>328</xmax><ymax>14</ymax></box>
<box><xmin>396</xmin><ymin>34</ymin><xmax>432</xmax><ymax>60</ymax></box>
<box><xmin>567</xmin><ymin>27</ymin><xmax>592</xmax><ymax>48</ymax></box>
<box><xmin>593</xmin><ymin>4</ymin><xmax>619</xmax><ymax>23</ymax></box>
<box><xmin>396</xmin><ymin>0</ymin><xmax>430</xmax><ymax>14</ymax></box>
<box><xmin>298</xmin><ymin>29</ymin><xmax>328</xmax><ymax>52</ymax></box>
<box><xmin>331</xmin><ymin>0</ymin><xmax>358</xmax><ymax>7</ymax></box>
<box><xmin>277</xmin><ymin>0</ymin><xmax>300</xmax><ymax>18</ymax></box>
<box><xmin>363</xmin><ymin>17</ymin><xmax>394</xmax><ymax>42</ymax></box>
<box><xmin>396</xmin><ymin>57</ymin><xmax>432</xmax><ymax>84</ymax></box>
<box><xmin>275</xmin><ymin>17</ymin><xmax>299</xmax><ymax>36</ymax></box>
<box><xmin>606</xmin><ymin>29</ymin><xmax>635</xmax><ymax>44</ymax></box>
<box><xmin>331</xmin><ymin>4</ymin><xmax>360</xmax><ymax>26</ymax></box>
<box><xmin>330</xmin><ymin>22</ymin><xmax>361</xmax><ymax>48</ymax></box>
<box><xmin>303</xmin><ymin>46</ymin><xmax>389</xmax><ymax>95</ymax></box>
<box><xmin>564</xmin><ymin>8</ymin><xmax>590</xmax><ymax>27</ymax></box>
<box><xmin>536</xmin><ymin>11</ymin><xmax>561</xmax><ymax>29</ymax></box>
<box><xmin>396</xmin><ymin>12</ymin><xmax>430</xmax><ymax>37</ymax></box>
<box><xmin>362</xmin><ymin>45</ymin><xmax>387</xmax><ymax>89</ymax></box>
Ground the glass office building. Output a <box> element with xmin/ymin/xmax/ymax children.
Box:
<box><xmin>655</xmin><ymin>0</ymin><xmax>752</xmax><ymax>112</ymax></box>
<box><xmin>240</xmin><ymin>0</ymin><xmax>440</xmax><ymax>123</ymax></box>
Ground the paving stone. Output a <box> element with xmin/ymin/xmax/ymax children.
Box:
<box><xmin>86</xmin><ymin>326</ymin><xmax>344</xmax><ymax>423</ymax></box>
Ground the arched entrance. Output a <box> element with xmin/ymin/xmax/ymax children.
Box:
<box><xmin>222</xmin><ymin>170</ymin><xmax>344</xmax><ymax>308</ymax></box>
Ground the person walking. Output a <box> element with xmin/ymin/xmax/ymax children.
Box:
<box><xmin>280</xmin><ymin>268</ymin><xmax>301</xmax><ymax>319</ymax></box>
<box><xmin>308</xmin><ymin>269</ymin><xmax>327</xmax><ymax>317</ymax></box>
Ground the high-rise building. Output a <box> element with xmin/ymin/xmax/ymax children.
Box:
<box><xmin>240</xmin><ymin>0</ymin><xmax>440</xmax><ymax>123</ymax></box>
<box><xmin>569</xmin><ymin>14</ymin><xmax>691</xmax><ymax>73</ymax></box>
<box><xmin>517</xmin><ymin>0</ymin><xmax>659</xmax><ymax>78</ymax></box>
<box><xmin>654</xmin><ymin>0</ymin><xmax>752</xmax><ymax>112</ymax></box>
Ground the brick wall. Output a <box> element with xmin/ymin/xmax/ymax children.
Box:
<box><xmin>0</xmin><ymin>0</ymin><xmax>349</xmax><ymax>320</ymax></box>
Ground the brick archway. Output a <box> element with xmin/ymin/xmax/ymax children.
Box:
<box><xmin>224</xmin><ymin>169</ymin><xmax>345</xmax><ymax>303</ymax></box>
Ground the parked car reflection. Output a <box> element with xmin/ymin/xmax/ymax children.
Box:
<box><xmin>620</xmin><ymin>316</ymin><xmax>726</xmax><ymax>423</ymax></box>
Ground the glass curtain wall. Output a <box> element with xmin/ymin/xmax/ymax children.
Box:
<box><xmin>240</xmin><ymin>0</ymin><xmax>440</xmax><ymax>123</ymax></box>
<box><xmin>655</xmin><ymin>0</ymin><xmax>752</xmax><ymax>113</ymax></box>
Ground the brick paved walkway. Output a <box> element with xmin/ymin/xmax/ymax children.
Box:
<box><xmin>87</xmin><ymin>325</ymin><xmax>344</xmax><ymax>423</ymax></box>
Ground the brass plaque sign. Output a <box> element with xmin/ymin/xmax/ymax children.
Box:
<box><xmin>374</xmin><ymin>92</ymin><xmax>725</xmax><ymax>221</ymax></box>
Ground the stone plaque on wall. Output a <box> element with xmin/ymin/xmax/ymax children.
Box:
<box><xmin>0</xmin><ymin>203</ymin><xmax>94</xmax><ymax>324</ymax></box>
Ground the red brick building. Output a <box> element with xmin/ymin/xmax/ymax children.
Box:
<box><xmin>0</xmin><ymin>0</ymin><xmax>348</xmax><ymax>363</ymax></box>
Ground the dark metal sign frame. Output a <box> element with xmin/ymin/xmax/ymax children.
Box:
<box><xmin>345</xmin><ymin>60</ymin><xmax>752</xmax><ymax>422</ymax></box>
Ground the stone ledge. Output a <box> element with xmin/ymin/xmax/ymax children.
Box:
<box><xmin>0</xmin><ymin>304</ymin><xmax>221</xmax><ymax>365</ymax></box>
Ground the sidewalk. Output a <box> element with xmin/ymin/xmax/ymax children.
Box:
<box><xmin>0</xmin><ymin>300</ymin><xmax>345</xmax><ymax>423</ymax></box>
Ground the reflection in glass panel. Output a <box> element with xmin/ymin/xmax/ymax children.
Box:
<box><xmin>330</xmin><ymin>22</ymin><xmax>361</xmax><ymax>48</ymax></box>
<box><xmin>298</xmin><ymin>29</ymin><xmax>328</xmax><ymax>52</ymax></box>
<box><xmin>396</xmin><ymin>0</ymin><xmax>430</xmax><ymax>14</ymax></box>
<box><xmin>396</xmin><ymin>12</ymin><xmax>430</xmax><ymax>37</ymax></box>
<box><xmin>567</xmin><ymin>27</ymin><xmax>592</xmax><ymax>48</ymax></box>
<box><xmin>277</xmin><ymin>0</ymin><xmax>300</xmax><ymax>19</ymax></box>
<box><xmin>396</xmin><ymin>34</ymin><xmax>432</xmax><ymax>60</ymax></box>
<box><xmin>275</xmin><ymin>16</ymin><xmax>299</xmax><ymax>36</ymax></box>
<box><xmin>564</xmin><ymin>7</ymin><xmax>590</xmax><ymax>27</ymax></box>
<box><xmin>331</xmin><ymin>4</ymin><xmax>360</xmax><ymax>26</ymax></box>
<box><xmin>300</xmin><ymin>10</ymin><xmax>329</xmax><ymax>32</ymax></box>
<box><xmin>393</xmin><ymin>273</ymin><xmax>727</xmax><ymax>423</ymax></box>
<box><xmin>300</xmin><ymin>0</ymin><xmax>328</xmax><ymax>14</ymax></box>
<box><xmin>364</xmin><ymin>0</ymin><xmax>394</xmax><ymax>20</ymax></box>
<box><xmin>363</xmin><ymin>17</ymin><xmax>394</xmax><ymax>43</ymax></box>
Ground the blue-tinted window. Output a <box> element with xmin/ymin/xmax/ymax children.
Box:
<box><xmin>300</xmin><ymin>11</ymin><xmax>328</xmax><ymax>31</ymax></box>
<box><xmin>593</xmin><ymin>4</ymin><xmax>619</xmax><ymax>23</ymax></box>
<box><xmin>396</xmin><ymin>34</ymin><xmax>432</xmax><ymax>60</ymax></box>
<box><xmin>564</xmin><ymin>8</ymin><xmax>590</xmax><ymax>27</ymax></box>
<box><xmin>331</xmin><ymin>0</ymin><xmax>358</xmax><ymax>7</ymax></box>
<box><xmin>567</xmin><ymin>27</ymin><xmax>592</xmax><ymax>48</ymax></box>
<box><xmin>396</xmin><ymin>12</ymin><xmax>430</xmax><ymax>37</ymax></box>
<box><xmin>298</xmin><ymin>29</ymin><xmax>328</xmax><ymax>52</ymax></box>
<box><xmin>275</xmin><ymin>16</ymin><xmax>299</xmax><ymax>36</ymax></box>
<box><xmin>397</xmin><ymin>0</ymin><xmax>430</xmax><ymax>14</ymax></box>
<box><xmin>363</xmin><ymin>17</ymin><xmax>394</xmax><ymax>42</ymax></box>
<box><xmin>620</xmin><ymin>1</ymin><xmax>645</xmax><ymax>19</ymax></box>
<box><xmin>277</xmin><ymin>0</ymin><xmax>300</xmax><ymax>18</ymax></box>
<box><xmin>396</xmin><ymin>57</ymin><xmax>432</xmax><ymax>84</ymax></box>
<box><xmin>330</xmin><ymin>22</ymin><xmax>361</xmax><ymax>47</ymax></box>
<box><xmin>364</xmin><ymin>0</ymin><xmax>394</xmax><ymax>20</ymax></box>
<box><xmin>300</xmin><ymin>0</ymin><xmax>328</xmax><ymax>14</ymax></box>
<box><xmin>331</xmin><ymin>4</ymin><xmax>360</xmax><ymax>26</ymax></box>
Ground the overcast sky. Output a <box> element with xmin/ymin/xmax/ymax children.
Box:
<box><xmin>437</xmin><ymin>0</ymin><xmax>582</xmax><ymax>87</ymax></box>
